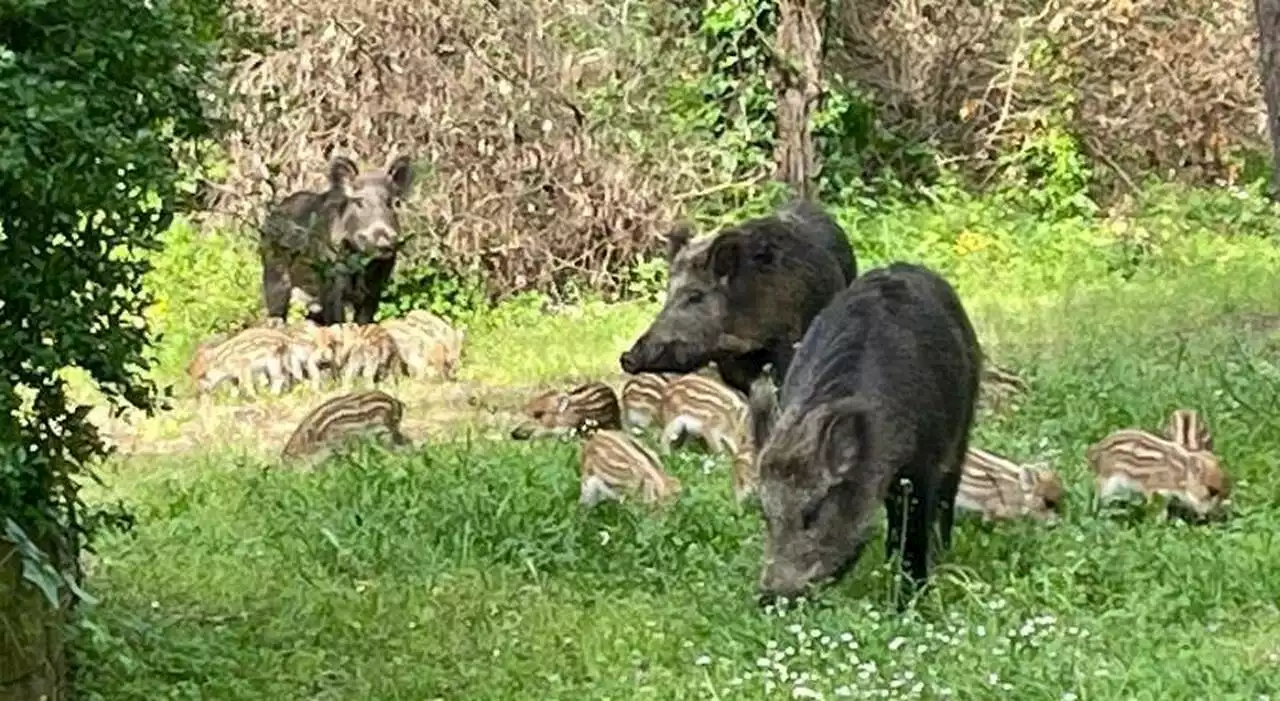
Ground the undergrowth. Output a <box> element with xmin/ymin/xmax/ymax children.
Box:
<box><xmin>71</xmin><ymin>183</ymin><xmax>1280</xmax><ymax>699</ymax></box>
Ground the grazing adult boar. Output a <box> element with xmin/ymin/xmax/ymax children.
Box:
<box><xmin>619</xmin><ymin>200</ymin><xmax>855</xmax><ymax>396</ymax></box>
<box><xmin>749</xmin><ymin>262</ymin><xmax>981</xmax><ymax>605</ymax></box>
<box><xmin>260</xmin><ymin>154</ymin><xmax>415</xmax><ymax>326</ymax></box>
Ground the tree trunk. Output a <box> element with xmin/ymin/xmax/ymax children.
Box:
<box><xmin>773</xmin><ymin>0</ymin><xmax>827</xmax><ymax>199</ymax></box>
<box><xmin>0</xmin><ymin>542</ymin><xmax>69</xmax><ymax>701</ymax></box>
<box><xmin>1257</xmin><ymin>0</ymin><xmax>1280</xmax><ymax>199</ymax></box>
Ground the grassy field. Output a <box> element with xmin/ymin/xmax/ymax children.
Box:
<box><xmin>71</xmin><ymin>200</ymin><xmax>1280</xmax><ymax>700</ymax></box>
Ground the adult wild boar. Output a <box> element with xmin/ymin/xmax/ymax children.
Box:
<box><xmin>748</xmin><ymin>262</ymin><xmax>981</xmax><ymax>606</ymax></box>
<box><xmin>260</xmin><ymin>154</ymin><xmax>415</xmax><ymax>326</ymax></box>
<box><xmin>619</xmin><ymin>200</ymin><xmax>856</xmax><ymax>396</ymax></box>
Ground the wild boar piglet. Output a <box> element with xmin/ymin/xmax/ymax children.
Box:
<box><xmin>281</xmin><ymin>389</ymin><xmax>409</xmax><ymax>460</ymax></box>
<box><xmin>380</xmin><ymin>316</ymin><xmax>464</xmax><ymax>381</ymax></box>
<box><xmin>658</xmin><ymin>374</ymin><xmax>750</xmax><ymax>456</ymax></box>
<box><xmin>510</xmin><ymin>382</ymin><xmax>622</xmax><ymax>440</ymax></box>
<box><xmin>188</xmin><ymin>326</ymin><xmax>294</xmax><ymax>398</ymax></box>
<box><xmin>1163</xmin><ymin>408</ymin><xmax>1214</xmax><ymax>453</ymax></box>
<box><xmin>578</xmin><ymin>429</ymin><xmax>682</xmax><ymax>507</ymax></box>
<box><xmin>1086</xmin><ymin>428</ymin><xmax>1231</xmax><ymax>521</ymax></box>
<box><xmin>284</xmin><ymin>321</ymin><xmax>341</xmax><ymax>390</ymax></box>
<box><xmin>730</xmin><ymin>442</ymin><xmax>759</xmax><ymax>504</ymax></box>
<box><xmin>750</xmin><ymin>262</ymin><xmax>981</xmax><ymax>606</ymax></box>
<box><xmin>334</xmin><ymin>323</ymin><xmax>407</xmax><ymax>385</ymax></box>
<box><xmin>956</xmin><ymin>447</ymin><xmax>1064</xmax><ymax>521</ymax></box>
<box><xmin>620</xmin><ymin>372</ymin><xmax>675</xmax><ymax>431</ymax></box>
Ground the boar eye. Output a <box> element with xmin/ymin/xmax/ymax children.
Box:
<box><xmin>685</xmin><ymin>291</ymin><xmax>704</xmax><ymax>305</ymax></box>
<box><xmin>800</xmin><ymin>500</ymin><xmax>822</xmax><ymax>530</ymax></box>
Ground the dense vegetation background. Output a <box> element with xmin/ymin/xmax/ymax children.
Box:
<box><xmin>3</xmin><ymin>0</ymin><xmax>1280</xmax><ymax>697</ymax></box>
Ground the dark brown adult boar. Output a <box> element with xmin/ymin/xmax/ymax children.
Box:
<box><xmin>619</xmin><ymin>200</ymin><xmax>856</xmax><ymax>396</ymax></box>
<box><xmin>749</xmin><ymin>262</ymin><xmax>981</xmax><ymax>607</ymax></box>
<box><xmin>260</xmin><ymin>154</ymin><xmax>415</xmax><ymax>326</ymax></box>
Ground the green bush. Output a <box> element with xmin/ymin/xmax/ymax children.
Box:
<box><xmin>0</xmin><ymin>0</ymin><xmax>236</xmax><ymax>608</ymax></box>
<box><xmin>143</xmin><ymin>218</ymin><xmax>260</xmax><ymax>387</ymax></box>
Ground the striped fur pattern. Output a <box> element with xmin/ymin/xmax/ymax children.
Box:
<box><xmin>1163</xmin><ymin>408</ymin><xmax>1213</xmax><ymax>452</ymax></box>
<box><xmin>620</xmin><ymin>373</ymin><xmax>675</xmax><ymax>430</ymax></box>
<box><xmin>1086</xmin><ymin>428</ymin><xmax>1231</xmax><ymax>518</ymax></box>
<box><xmin>187</xmin><ymin>326</ymin><xmax>293</xmax><ymax>398</ymax></box>
<box><xmin>281</xmin><ymin>389</ymin><xmax>409</xmax><ymax>459</ymax></box>
<box><xmin>284</xmin><ymin>321</ymin><xmax>341</xmax><ymax>389</ymax></box>
<box><xmin>956</xmin><ymin>447</ymin><xmax>1065</xmax><ymax>521</ymax></box>
<box><xmin>658</xmin><ymin>374</ymin><xmax>750</xmax><ymax>456</ymax></box>
<box><xmin>730</xmin><ymin>443</ymin><xmax>759</xmax><ymax>504</ymax></box>
<box><xmin>334</xmin><ymin>323</ymin><xmax>408</xmax><ymax>385</ymax></box>
<box><xmin>380</xmin><ymin>313</ymin><xmax>466</xmax><ymax>381</ymax></box>
<box><xmin>578</xmin><ymin>429</ymin><xmax>682</xmax><ymax>506</ymax></box>
<box><xmin>510</xmin><ymin>382</ymin><xmax>622</xmax><ymax>440</ymax></box>
<box><xmin>979</xmin><ymin>363</ymin><xmax>1030</xmax><ymax>411</ymax></box>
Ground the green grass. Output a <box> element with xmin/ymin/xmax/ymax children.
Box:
<box><xmin>72</xmin><ymin>197</ymin><xmax>1280</xmax><ymax>700</ymax></box>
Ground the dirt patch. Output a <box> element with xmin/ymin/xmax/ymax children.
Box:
<box><xmin>89</xmin><ymin>374</ymin><xmax>646</xmax><ymax>459</ymax></box>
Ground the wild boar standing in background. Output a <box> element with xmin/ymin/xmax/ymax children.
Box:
<box><xmin>749</xmin><ymin>262</ymin><xmax>981</xmax><ymax>607</ymax></box>
<box><xmin>260</xmin><ymin>154</ymin><xmax>415</xmax><ymax>326</ymax></box>
<box><xmin>619</xmin><ymin>200</ymin><xmax>856</xmax><ymax>396</ymax></box>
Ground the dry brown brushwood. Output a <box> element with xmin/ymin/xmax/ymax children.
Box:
<box><xmin>830</xmin><ymin>0</ymin><xmax>1263</xmax><ymax>191</ymax></box>
<box><xmin>208</xmin><ymin>0</ymin><xmax>731</xmax><ymax>301</ymax></box>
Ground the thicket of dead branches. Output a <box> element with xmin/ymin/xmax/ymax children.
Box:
<box><xmin>211</xmin><ymin>0</ymin><xmax>1265</xmax><ymax>302</ymax></box>
<box><xmin>833</xmin><ymin>0</ymin><xmax>1263</xmax><ymax>191</ymax></box>
<box><xmin>214</xmin><ymin>0</ymin><xmax>720</xmax><ymax>300</ymax></box>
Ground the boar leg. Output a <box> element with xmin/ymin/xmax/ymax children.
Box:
<box><xmin>353</xmin><ymin>259</ymin><xmax>394</xmax><ymax>325</ymax></box>
<box><xmin>318</xmin><ymin>276</ymin><xmax>349</xmax><ymax>326</ymax></box>
<box><xmin>262</xmin><ymin>257</ymin><xmax>292</xmax><ymax>323</ymax></box>
<box><xmin>937</xmin><ymin>395</ymin><xmax>976</xmax><ymax>551</ymax></box>
<box><xmin>885</xmin><ymin>469</ymin><xmax>942</xmax><ymax>600</ymax></box>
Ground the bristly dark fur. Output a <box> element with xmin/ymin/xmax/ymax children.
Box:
<box><xmin>260</xmin><ymin>155</ymin><xmax>414</xmax><ymax>326</ymax></box>
<box><xmin>619</xmin><ymin>199</ymin><xmax>857</xmax><ymax>396</ymax></box>
<box><xmin>751</xmin><ymin>262</ymin><xmax>981</xmax><ymax>608</ymax></box>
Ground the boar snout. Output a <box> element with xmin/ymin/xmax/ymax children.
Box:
<box><xmin>620</xmin><ymin>334</ymin><xmax>706</xmax><ymax>375</ymax></box>
<box><xmin>757</xmin><ymin>558</ymin><xmax>821</xmax><ymax>604</ymax></box>
<box><xmin>366</xmin><ymin>225</ymin><xmax>398</xmax><ymax>257</ymax></box>
<box><xmin>619</xmin><ymin>343</ymin><xmax>647</xmax><ymax>374</ymax></box>
<box><xmin>510</xmin><ymin>424</ymin><xmax>535</xmax><ymax>440</ymax></box>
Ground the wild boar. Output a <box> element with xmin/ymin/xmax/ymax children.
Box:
<box><xmin>619</xmin><ymin>199</ymin><xmax>856</xmax><ymax>396</ymax></box>
<box><xmin>956</xmin><ymin>447</ymin><xmax>1065</xmax><ymax>522</ymax></box>
<box><xmin>333</xmin><ymin>323</ymin><xmax>408</xmax><ymax>386</ymax></box>
<box><xmin>187</xmin><ymin>326</ymin><xmax>295</xmax><ymax>398</ymax></box>
<box><xmin>658</xmin><ymin>373</ymin><xmax>750</xmax><ymax>456</ymax></box>
<box><xmin>510</xmin><ymin>382</ymin><xmax>623</xmax><ymax>440</ymax></box>
<box><xmin>578</xmin><ymin>429</ymin><xmax>683</xmax><ymax>507</ymax></box>
<box><xmin>619</xmin><ymin>372</ymin><xmax>677</xmax><ymax>431</ymax></box>
<box><xmin>284</xmin><ymin>320</ymin><xmax>341</xmax><ymax>390</ymax></box>
<box><xmin>731</xmin><ymin>441</ymin><xmax>759</xmax><ymax>504</ymax></box>
<box><xmin>260</xmin><ymin>154</ymin><xmax>415</xmax><ymax>326</ymax></box>
<box><xmin>749</xmin><ymin>262</ymin><xmax>981</xmax><ymax>604</ymax></box>
<box><xmin>1086</xmin><ymin>427</ymin><xmax>1231</xmax><ymax>522</ymax></box>
<box><xmin>281</xmin><ymin>389</ymin><xmax>409</xmax><ymax>460</ymax></box>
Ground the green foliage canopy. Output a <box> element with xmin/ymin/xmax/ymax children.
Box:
<box><xmin>0</xmin><ymin>0</ymin><xmax>234</xmax><ymax>599</ymax></box>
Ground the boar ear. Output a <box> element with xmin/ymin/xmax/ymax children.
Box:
<box><xmin>664</xmin><ymin>225</ymin><xmax>693</xmax><ymax>262</ymax></box>
<box><xmin>1017</xmin><ymin>468</ymin><xmax>1037</xmax><ymax>491</ymax></box>
<box><xmin>748</xmin><ymin>376</ymin><xmax>779</xmax><ymax>453</ymax></box>
<box><xmin>386</xmin><ymin>155</ymin><xmax>415</xmax><ymax>198</ymax></box>
<box><xmin>555</xmin><ymin>394</ymin><xmax>573</xmax><ymax>414</ymax></box>
<box><xmin>708</xmin><ymin>231</ymin><xmax>745</xmax><ymax>283</ymax></box>
<box><xmin>815</xmin><ymin>398</ymin><xmax>868</xmax><ymax>483</ymax></box>
<box><xmin>328</xmin><ymin>156</ymin><xmax>359</xmax><ymax>191</ymax></box>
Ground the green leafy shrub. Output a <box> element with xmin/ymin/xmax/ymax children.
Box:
<box><xmin>143</xmin><ymin>219</ymin><xmax>260</xmax><ymax>387</ymax></box>
<box><xmin>0</xmin><ymin>0</ymin><xmax>237</xmax><ymax>627</ymax></box>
